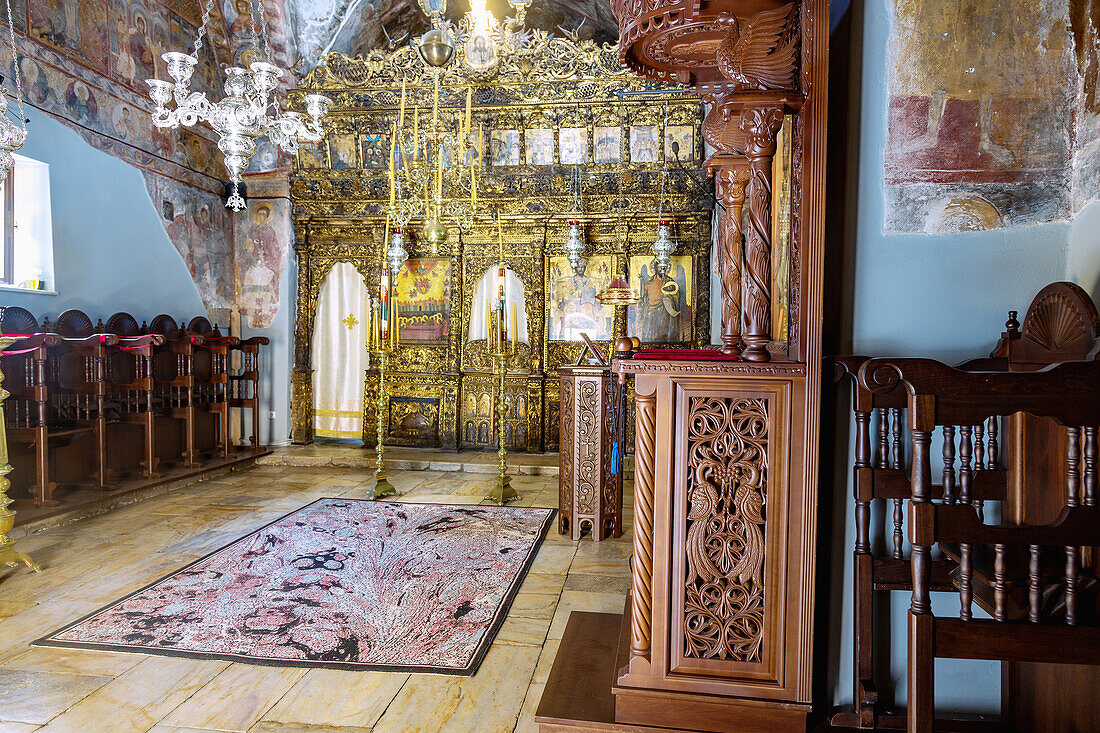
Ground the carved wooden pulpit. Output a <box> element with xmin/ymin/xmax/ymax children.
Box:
<box><xmin>537</xmin><ymin>1</ymin><xmax>828</xmax><ymax>731</ymax></box>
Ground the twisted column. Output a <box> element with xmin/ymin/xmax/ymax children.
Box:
<box><xmin>630</xmin><ymin>387</ymin><xmax>657</xmax><ymax>659</ymax></box>
<box><xmin>714</xmin><ymin>164</ymin><xmax>751</xmax><ymax>356</ymax></box>
<box><xmin>740</xmin><ymin>105</ymin><xmax>784</xmax><ymax>362</ymax></box>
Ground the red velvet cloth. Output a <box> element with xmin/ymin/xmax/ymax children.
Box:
<box><xmin>630</xmin><ymin>348</ymin><xmax>741</xmax><ymax>361</ymax></box>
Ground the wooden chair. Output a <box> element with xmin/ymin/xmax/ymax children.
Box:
<box><xmin>183</xmin><ymin>316</ymin><xmax>238</xmax><ymax>460</ymax></box>
<box><xmin>228</xmin><ymin>335</ymin><xmax>269</xmax><ymax>450</ymax></box>
<box><xmin>146</xmin><ymin>314</ymin><xmax>201</xmax><ymax>468</ymax></box>
<box><xmin>47</xmin><ymin>309</ymin><xmax>120</xmax><ymax>490</ymax></box>
<box><xmin>104</xmin><ymin>312</ymin><xmax>165</xmax><ymax>479</ymax></box>
<box><xmin>831</xmin><ymin>282</ymin><xmax>1100</xmax><ymax>730</ymax></box>
<box><xmin>855</xmin><ymin>357</ymin><xmax>1100</xmax><ymax>733</ymax></box>
<box><xmin>0</xmin><ymin>306</ymin><xmax>62</xmax><ymax>506</ymax></box>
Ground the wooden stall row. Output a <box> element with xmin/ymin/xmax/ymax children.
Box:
<box><xmin>0</xmin><ymin>307</ymin><xmax>268</xmax><ymax>513</ymax></box>
<box><xmin>830</xmin><ymin>282</ymin><xmax>1100</xmax><ymax>733</ymax></box>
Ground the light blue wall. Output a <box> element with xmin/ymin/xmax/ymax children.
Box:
<box><xmin>823</xmin><ymin>1</ymin><xmax>1094</xmax><ymax>716</ymax></box>
<box><xmin>2</xmin><ymin>107</ymin><xmax>204</xmax><ymax>322</ymax></box>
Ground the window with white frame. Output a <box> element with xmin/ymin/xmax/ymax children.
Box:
<box><xmin>0</xmin><ymin>154</ymin><xmax>54</xmax><ymax>291</ymax></box>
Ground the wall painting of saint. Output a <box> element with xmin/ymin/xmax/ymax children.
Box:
<box><xmin>526</xmin><ymin>129</ymin><xmax>553</xmax><ymax>165</ymax></box>
<box><xmin>627</xmin><ymin>255</ymin><xmax>693</xmax><ymax>342</ymax></box>
<box><xmin>490</xmin><ymin>130</ymin><xmax>520</xmax><ymax>167</ymax></box>
<box><xmin>548</xmin><ymin>255</ymin><xmax>613</xmax><ymax>341</ymax></box>
<box><xmin>665</xmin><ymin>125</ymin><xmax>694</xmax><ymax>162</ymax></box>
<box><xmin>594</xmin><ymin>126</ymin><xmax>621</xmax><ymax>163</ymax></box>
<box><xmin>630</xmin><ymin>125</ymin><xmax>659</xmax><ymax>163</ymax></box>
<box><xmin>559</xmin><ymin>128</ymin><xmax>587</xmax><ymax>165</ymax></box>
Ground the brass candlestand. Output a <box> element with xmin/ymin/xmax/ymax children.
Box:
<box><xmin>367</xmin><ymin>289</ymin><xmax>401</xmax><ymax>500</ymax></box>
<box><xmin>486</xmin><ymin>338</ymin><xmax>520</xmax><ymax>506</ymax></box>
<box><xmin>0</xmin><ymin>337</ymin><xmax>40</xmax><ymax>573</ymax></box>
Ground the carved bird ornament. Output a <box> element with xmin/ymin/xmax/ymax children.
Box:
<box><xmin>716</xmin><ymin>3</ymin><xmax>798</xmax><ymax>91</ymax></box>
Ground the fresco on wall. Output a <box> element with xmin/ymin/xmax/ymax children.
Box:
<box><xmin>236</xmin><ymin>198</ymin><xmax>291</xmax><ymax>328</ymax></box>
<box><xmin>885</xmin><ymin>0</ymin><xmax>1079</xmax><ymax>233</ymax></box>
<box><xmin>149</xmin><ymin>175</ymin><xmax>235</xmax><ymax>323</ymax></box>
<box><xmin>2</xmin><ymin>0</ymin><xmax>299</xmax><ymax>327</ymax></box>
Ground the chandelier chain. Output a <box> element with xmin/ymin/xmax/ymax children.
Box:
<box><xmin>251</xmin><ymin>0</ymin><xmax>274</xmax><ymax>63</ymax></box>
<box><xmin>193</xmin><ymin>0</ymin><xmax>215</xmax><ymax>57</ymax></box>
<box><xmin>4</xmin><ymin>0</ymin><xmax>25</xmax><ymax>132</ymax></box>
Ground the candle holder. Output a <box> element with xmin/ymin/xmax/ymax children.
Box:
<box><xmin>486</xmin><ymin>336</ymin><xmax>520</xmax><ymax>506</ymax></box>
<box><xmin>366</xmin><ymin>284</ymin><xmax>402</xmax><ymax>501</ymax></box>
<box><xmin>0</xmin><ymin>337</ymin><xmax>40</xmax><ymax>573</ymax></box>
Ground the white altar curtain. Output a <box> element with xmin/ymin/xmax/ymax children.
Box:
<box><xmin>467</xmin><ymin>266</ymin><xmax>530</xmax><ymax>343</ymax></box>
<box><xmin>312</xmin><ymin>262</ymin><xmax>369</xmax><ymax>439</ymax></box>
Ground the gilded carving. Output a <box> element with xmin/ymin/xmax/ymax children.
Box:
<box><xmin>683</xmin><ymin>396</ymin><xmax>769</xmax><ymax>663</ymax></box>
<box><xmin>289</xmin><ymin>37</ymin><xmax>712</xmax><ymax>450</ymax></box>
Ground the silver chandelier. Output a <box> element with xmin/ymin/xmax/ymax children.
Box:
<box><xmin>145</xmin><ymin>0</ymin><xmax>331</xmax><ymax>210</ymax></box>
<box><xmin>0</xmin><ymin>0</ymin><xmax>28</xmax><ymax>179</ymax></box>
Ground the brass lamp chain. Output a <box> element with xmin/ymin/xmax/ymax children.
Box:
<box><xmin>4</xmin><ymin>0</ymin><xmax>25</xmax><ymax>132</ymax></box>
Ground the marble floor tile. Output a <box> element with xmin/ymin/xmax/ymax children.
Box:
<box><xmin>0</xmin><ymin>669</ymin><xmax>111</xmax><ymax>725</ymax></box>
<box><xmin>0</xmin><ymin>722</ymin><xmax>42</xmax><ymax>733</ymax></box>
<box><xmin>0</xmin><ymin>602</ymin><xmax>35</xmax><ymax>621</ymax></box>
<box><xmin>158</xmin><ymin>663</ymin><xmax>306</xmax><ymax>732</ymax></box>
<box><xmin>260</xmin><ymin>670</ymin><xmax>408</xmax><ymax>729</ymax></box>
<box><xmin>371</xmin><ymin>644</ymin><xmax>540</xmax><ymax>733</ymax></box>
<box><xmin>35</xmin><ymin>657</ymin><xmax>228</xmax><ymax>733</ymax></box>
<box><xmin>2</xmin><ymin>645</ymin><xmax>146</xmax><ymax>678</ymax></box>
<box><xmin>547</xmin><ymin>590</ymin><xmax>628</xmax><ymax>640</ymax></box>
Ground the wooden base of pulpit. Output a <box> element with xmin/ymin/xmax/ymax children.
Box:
<box><xmin>537</xmin><ymin>604</ymin><xmax>810</xmax><ymax>733</ymax></box>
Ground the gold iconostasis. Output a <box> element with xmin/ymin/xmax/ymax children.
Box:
<box><xmin>288</xmin><ymin>36</ymin><xmax>714</xmax><ymax>452</ymax></box>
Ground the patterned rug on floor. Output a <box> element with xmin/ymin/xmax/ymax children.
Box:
<box><xmin>36</xmin><ymin>499</ymin><xmax>555</xmax><ymax>675</ymax></box>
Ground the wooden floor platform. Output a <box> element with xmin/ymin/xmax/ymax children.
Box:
<box><xmin>10</xmin><ymin>448</ymin><xmax>270</xmax><ymax>536</ymax></box>
<box><xmin>535</xmin><ymin>611</ymin><xmax>697</xmax><ymax>733</ymax></box>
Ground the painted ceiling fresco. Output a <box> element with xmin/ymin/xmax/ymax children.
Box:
<box><xmin>885</xmin><ymin>0</ymin><xmax>1100</xmax><ymax>234</ymax></box>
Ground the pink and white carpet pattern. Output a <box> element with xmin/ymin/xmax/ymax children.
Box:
<box><xmin>38</xmin><ymin>499</ymin><xmax>555</xmax><ymax>674</ymax></box>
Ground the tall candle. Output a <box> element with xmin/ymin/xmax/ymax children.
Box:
<box><xmin>470</xmin><ymin>159</ymin><xmax>476</xmax><ymax>207</ymax></box>
<box><xmin>464</xmin><ymin>86</ymin><xmax>472</xmax><ymax>143</ymax></box>
<box><xmin>388</xmin><ymin>125</ymin><xmax>396</xmax><ymax>206</ymax></box>
<box><xmin>511</xmin><ymin>301</ymin><xmax>517</xmax><ymax>347</ymax></box>
<box><xmin>436</xmin><ymin>145</ymin><xmax>444</xmax><ymax>200</ymax></box>
<box><xmin>485</xmin><ymin>299</ymin><xmax>491</xmax><ymax>345</ymax></box>
<box><xmin>413</xmin><ymin>107</ymin><xmax>419</xmax><ymax>162</ymax></box>
<box><xmin>398</xmin><ymin>78</ymin><xmax>406</xmax><ymax>130</ymax></box>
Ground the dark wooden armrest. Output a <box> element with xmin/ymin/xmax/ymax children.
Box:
<box><xmin>0</xmin><ymin>333</ymin><xmax>60</xmax><ymax>352</ymax></box>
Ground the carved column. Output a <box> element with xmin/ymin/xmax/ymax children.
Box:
<box><xmin>291</xmin><ymin>228</ymin><xmax>314</xmax><ymax>445</ymax></box>
<box><xmin>740</xmin><ymin>105</ymin><xmax>784</xmax><ymax>362</ymax></box>
<box><xmin>631</xmin><ymin>385</ymin><xmax>657</xmax><ymax>659</ymax></box>
<box><xmin>711</xmin><ymin>160</ymin><xmax>751</xmax><ymax>356</ymax></box>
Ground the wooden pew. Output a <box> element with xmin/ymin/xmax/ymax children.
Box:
<box><xmin>856</xmin><ymin>357</ymin><xmax>1100</xmax><ymax>733</ymax></box>
<box><xmin>830</xmin><ymin>282</ymin><xmax>1100</xmax><ymax>731</ymax></box>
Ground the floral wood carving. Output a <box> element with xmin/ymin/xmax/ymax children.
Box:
<box><xmin>576</xmin><ymin>379</ymin><xmax>601</xmax><ymax>514</ymax></box>
<box><xmin>559</xmin><ymin>378</ymin><xmax>575</xmax><ymax>534</ymax></box>
<box><xmin>684</xmin><ymin>395</ymin><xmax>769</xmax><ymax>663</ymax></box>
<box><xmin>716</xmin><ymin>3</ymin><xmax>799</xmax><ymax>91</ymax></box>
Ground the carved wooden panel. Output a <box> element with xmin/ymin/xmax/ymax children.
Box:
<box><xmin>683</xmin><ymin>395</ymin><xmax>768</xmax><ymax>663</ymax></box>
<box><xmin>667</xmin><ymin>378</ymin><xmax>792</xmax><ymax>691</ymax></box>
